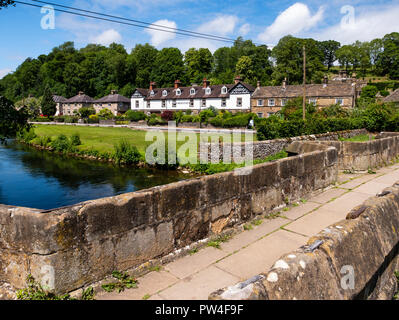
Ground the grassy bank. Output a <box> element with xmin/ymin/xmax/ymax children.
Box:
<box><xmin>20</xmin><ymin>124</ymin><xmax>268</xmax><ymax>173</ymax></box>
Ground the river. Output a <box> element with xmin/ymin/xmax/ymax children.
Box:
<box><xmin>0</xmin><ymin>141</ymin><xmax>193</xmax><ymax>210</ymax></box>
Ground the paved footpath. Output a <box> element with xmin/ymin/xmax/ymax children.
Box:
<box><xmin>97</xmin><ymin>163</ymin><xmax>399</xmax><ymax>300</ymax></box>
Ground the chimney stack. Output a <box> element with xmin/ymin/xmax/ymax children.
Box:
<box><xmin>174</xmin><ymin>80</ymin><xmax>181</xmax><ymax>89</ymax></box>
<box><xmin>78</xmin><ymin>91</ymin><xmax>84</xmax><ymax>96</ymax></box>
<box><xmin>149</xmin><ymin>82</ymin><xmax>156</xmax><ymax>91</ymax></box>
<box><xmin>202</xmin><ymin>78</ymin><xmax>209</xmax><ymax>88</ymax></box>
<box><xmin>257</xmin><ymin>80</ymin><xmax>261</xmax><ymax>89</ymax></box>
<box><xmin>234</xmin><ymin>75</ymin><xmax>242</xmax><ymax>84</ymax></box>
<box><xmin>282</xmin><ymin>77</ymin><xmax>287</xmax><ymax>89</ymax></box>
<box><xmin>111</xmin><ymin>90</ymin><xmax>117</xmax><ymax>95</ymax></box>
<box><xmin>323</xmin><ymin>75</ymin><xmax>328</xmax><ymax>86</ymax></box>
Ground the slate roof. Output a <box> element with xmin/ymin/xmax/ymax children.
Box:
<box><xmin>65</xmin><ymin>92</ymin><xmax>94</xmax><ymax>103</ymax></box>
<box><xmin>383</xmin><ymin>89</ymin><xmax>399</xmax><ymax>102</ymax></box>
<box><xmin>93</xmin><ymin>93</ymin><xmax>130</xmax><ymax>103</ymax></box>
<box><xmin>132</xmin><ymin>82</ymin><xmax>254</xmax><ymax>100</ymax></box>
<box><xmin>252</xmin><ymin>83</ymin><xmax>356</xmax><ymax>99</ymax></box>
<box><xmin>52</xmin><ymin>95</ymin><xmax>67</xmax><ymax>103</ymax></box>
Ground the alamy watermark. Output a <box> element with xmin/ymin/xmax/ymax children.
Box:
<box><xmin>40</xmin><ymin>5</ymin><xmax>55</xmax><ymax>30</ymax></box>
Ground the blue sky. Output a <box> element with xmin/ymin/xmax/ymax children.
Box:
<box><xmin>0</xmin><ymin>0</ymin><xmax>398</xmax><ymax>78</ymax></box>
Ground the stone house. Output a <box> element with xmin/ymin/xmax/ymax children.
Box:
<box><xmin>53</xmin><ymin>95</ymin><xmax>67</xmax><ymax>116</ymax></box>
<box><xmin>63</xmin><ymin>91</ymin><xmax>94</xmax><ymax>115</ymax></box>
<box><xmin>93</xmin><ymin>90</ymin><xmax>130</xmax><ymax>116</ymax></box>
<box><xmin>251</xmin><ymin>78</ymin><xmax>357</xmax><ymax>118</ymax></box>
<box><xmin>131</xmin><ymin>76</ymin><xmax>254</xmax><ymax>114</ymax></box>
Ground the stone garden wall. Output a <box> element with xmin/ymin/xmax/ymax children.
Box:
<box><xmin>0</xmin><ymin>142</ymin><xmax>338</xmax><ymax>295</ymax></box>
<box><xmin>210</xmin><ymin>181</ymin><xmax>399</xmax><ymax>300</ymax></box>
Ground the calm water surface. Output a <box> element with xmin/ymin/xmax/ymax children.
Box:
<box><xmin>0</xmin><ymin>141</ymin><xmax>193</xmax><ymax>210</ymax></box>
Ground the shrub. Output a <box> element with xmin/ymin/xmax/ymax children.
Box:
<box><xmin>78</xmin><ymin>106</ymin><xmax>96</xmax><ymax>118</ymax></box>
<box><xmin>88</xmin><ymin>114</ymin><xmax>99</xmax><ymax>123</ymax></box>
<box><xmin>17</xmin><ymin>128</ymin><xmax>37</xmax><ymax>143</ymax></box>
<box><xmin>37</xmin><ymin>135</ymin><xmax>52</xmax><ymax>147</ymax></box>
<box><xmin>147</xmin><ymin>114</ymin><xmax>166</xmax><ymax>126</ymax></box>
<box><xmin>124</xmin><ymin>110</ymin><xmax>147</xmax><ymax>122</ymax></box>
<box><xmin>70</xmin><ymin>133</ymin><xmax>81</xmax><ymax>146</ymax></box>
<box><xmin>113</xmin><ymin>140</ymin><xmax>142</xmax><ymax>165</ymax></box>
<box><xmin>54</xmin><ymin>116</ymin><xmax>65</xmax><ymax>123</ymax></box>
<box><xmin>161</xmin><ymin>110</ymin><xmax>174</xmax><ymax>122</ymax></box>
<box><xmin>51</xmin><ymin>134</ymin><xmax>75</xmax><ymax>153</ymax></box>
<box><xmin>64</xmin><ymin>116</ymin><xmax>78</xmax><ymax>123</ymax></box>
<box><xmin>98</xmin><ymin>108</ymin><xmax>114</xmax><ymax>120</ymax></box>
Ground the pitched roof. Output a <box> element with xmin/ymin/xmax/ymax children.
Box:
<box><xmin>93</xmin><ymin>93</ymin><xmax>130</xmax><ymax>103</ymax></box>
<box><xmin>383</xmin><ymin>89</ymin><xmax>399</xmax><ymax>102</ymax></box>
<box><xmin>133</xmin><ymin>82</ymin><xmax>254</xmax><ymax>100</ymax></box>
<box><xmin>52</xmin><ymin>95</ymin><xmax>67</xmax><ymax>103</ymax></box>
<box><xmin>252</xmin><ymin>83</ymin><xmax>356</xmax><ymax>99</ymax></box>
<box><xmin>65</xmin><ymin>92</ymin><xmax>94</xmax><ymax>103</ymax></box>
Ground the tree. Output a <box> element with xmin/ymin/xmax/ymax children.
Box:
<box><xmin>151</xmin><ymin>48</ymin><xmax>185</xmax><ymax>87</ymax></box>
<box><xmin>0</xmin><ymin>0</ymin><xmax>15</xmax><ymax>9</ymax></box>
<box><xmin>235</xmin><ymin>56</ymin><xmax>255</xmax><ymax>84</ymax></box>
<box><xmin>376</xmin><ymin>32</ymin><xmax>399</xmax><ymax>79</ymax></box>
<box><xmin>336</xmin><ymin>45</ymin><xmax>354</xmax><ymax>72</ymax></box>
<box><xmin>14</xmin><ymin>96</ymin><xmax>41</xmax><ymax>118</ymax></box>
<box><xmin>41</xmin><ymin>85</ymin><xmax>56</xmax><ymax>116</ymax></box>
<box><xmin>184</xmin><ymin>48</ymin><xmax>213</xmax><ymax>84</ymax></box>
<box><xmin>319</xmin><ymin>40</ymin><xmax>340</xmax><ymax>70</ymax></box>
<box><xmin>0</xmin><ymin>96</ymin><xmax>29</xmax><ymax>141</ymax></box>
<box><xmin>130</xmin><ymin>44</ymin><xmax>158</xmax><ymax>88</ymax></box>
<box><xmin>78</xmin><ymin>106</ymin><xmax>96</xmax><ymax>118</ymax></box>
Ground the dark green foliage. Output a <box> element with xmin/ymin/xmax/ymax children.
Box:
<box><xmin>0</xmin><ymin>95</ymin><xmax>30</xmax><ymax>141</ymax></box>
<box><xmin>41</xmin><ymin>85</ymin><xmax>56</xmax><ymax>116</ymax></box>
<box><xmin>360</xmin><ymin>85</ymin><xmax>379</xmax><ymax>99</ymax></box>
<box><xmin>70</xmin><ymin>133</ymin><xmax>81</xmax><ymax>146</ymax></box>
<box><xmin>78</xmin><ymin>106</ymin><xmax>96</xmax><ymax>118</ymax></box>
<box><xmin>113</xmin><ymin>140</ymin><xmax>142</xmax><ymax>165</ymax></box>
<box><xmin>50</xmin><ymin>134</ymin><xmax>78</xmax><ymax>153</ymax></box>
<box><xmin>102</xmin><ymin>271</ymin><xmax>138</xmax><ymax>293</ymax></box>
<box><xmin>124</xmin><ymin>110</ymin><xmax>147</xmax><ymax>121</ymax></box>
<box><xmin>17</xmin><ymin>275</ymin><xmax>74</xmax><ymax>300</ymax></box>
<box><xmin>17</xmin><ymin>128</ymin><xmax>36</xmax><ymax>143</ymax></box>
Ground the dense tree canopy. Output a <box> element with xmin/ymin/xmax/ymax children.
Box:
<box><xmin>1</xmin><ymin>32</ymin><xmax>398</xmax><ymax>104</ymax></box>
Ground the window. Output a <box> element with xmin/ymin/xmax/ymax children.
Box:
<box><xmin>309</xmin><ymin>98</ymin><xmax>317</xmax><ymax>105</ymax></box>
<box><xmin>281</xmin><ymin>99</ymin><xmax>287</xmax><ymax>106</ymax></box>
<box><xmin>205</xmin><ymin>88</ymin><xmax>211</xmax><ymax>95</ymax></box>
<box><xmin>268</xmin><ymin>99</ymin><xmax>275</xmax><ymax>106</ymax></box>
<box><xmin>135</xmin><ymin>101</ymin><xmax>139</xmax><ymax>108</ymax></box>
<box><xmin>336</xmin><ymin>98</ymin><xmax>344</xmax><ymax>106</ymax></box>
<box><xmin>150</xmin><ymin>90</ymin><xmax>155</xmax><ymax>96</ymax></box>
<box><xmin>190</xmin><ymin>99</ymin><xmax>194</xmax><ymax>107</ymax></box>
<box><xmin>162</xmin><ymin>90</ymin><xmax>167</xmax><ymax>97</ymax></box>
<box><xmin>221</xmin><ymin>86</ymin><xmax>227</xmax><ymax>94</ymax></box>
<box><xmin>162</xmin><ymin>100</ymin><xmax>166</xmax><ymax>108</ymax></box>
<box><xmin>147</xmin><ymin>101</ymin><xmax>150</xmax><ymax>108</ymax></box>
<box><xmin>237</xmin><ymin>98</ymin><xmax>242</xmax><ymax>107</ymax></box>
<box><xmin>257</xmin><ymin>113</ymin><xmax>263</xmax><ymax>118</ymax></box>
<box><xmin>257</xmin><ymin>99</ymin><xmax>263</xmax><ymax>106</ymax></box>
<box><xmin>222</xmin><ymin>98</ymin><xmax>226</xmax><ymax>107</ymax></box>
<box><xmin>190</xmin><ymin>88</ymin><xmax>195</xmax><ymax>95</ymax></box>
<box><xmin>267</xmin><ymin>112</ymin><xmax>275</xmax><ymax>118</ymax></box>
<box><xmin>176</xmin><ymin>88</ymin><xmax>181</xmax><ymax>96</ymax></box>
<box><xmin>202</xmin><ymin>99</ymin><xmax>206</xmax><ymax>108</ymax></box>
<box><xmin>172</xmin><ymin>99</ymin><xmax>176</xmax><ymax>107</ymax></box>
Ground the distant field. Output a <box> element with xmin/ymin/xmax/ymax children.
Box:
<box><xmin>32</xmin><ymin>124</ymin><xmax>256</xmax><ymax>161</ymax></box>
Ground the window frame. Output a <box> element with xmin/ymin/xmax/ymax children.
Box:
<box><xmin>268</xmin><ymin>98</ymin><xmax>275</xmax><ymax>107</ymax></box>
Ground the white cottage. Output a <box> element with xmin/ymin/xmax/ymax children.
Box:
<box><xmin>130</xmin><ymin>76</ymin><xmax>254</xmax><ymax>114</ymax></box>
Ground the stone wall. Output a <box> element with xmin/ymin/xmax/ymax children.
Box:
<box><xmin>202</xmin><ymin>128</ymin><xmax>367</xmax><ymax>163</ymax></box>
<box><xmin>210</xmin><ymin>182</ymin><xmax>399</xmax><ymax>300</ymax></box>
<box><xmin>0</xmin><ymin>142</ymin><xmax>338</xmax><ymax>295</ymax></box>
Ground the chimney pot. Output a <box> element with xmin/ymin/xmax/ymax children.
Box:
<box><xmin>282</xmin><ymin>78</ymin><xmax>287</xmax><ymax>89</ymax></box>
<box><xmin>174</xmin><ymin>80</ymin><xmax>181</xmax><ymax>89</ymax></box>
<box><xmin>257</xmin><ymin>80</ymin><xmax>261</xmax><ymax>88</ymax></box>
<box><xmin>234</xmin><ymin>75</ymin><xmax>242</xmax><ymax>84</ymax></box>
<box><xmin>78</xmin><ymin>91</ymin><xmax>84</xmax><ymax>95</ymax></box>
<box><xmin>203</xmin><ymin>78</ymin><xmax>209</xmax><ymax>88</ymax></box>
<box><xmin>149</xmin><ymin>82</ymin><xmax>156</xmax><ymax>91</ymax></box>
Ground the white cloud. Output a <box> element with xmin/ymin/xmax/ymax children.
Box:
<box><xmin>0</xmin><ymin>69</ymin><xmax>11</xmax><ymax>79</ymax></box>
<box><xmin>197</xmin><ymin>15</ymin><xmax>238</xmax><ymax>36</ymax></box>
<box><xmin>239</xmin><ymin>23</ymin><xmax>250</xmax><ymax>36</ymax></box>
<box><xmin>310</xmin><ymin>4</ymin><xmax>399</xmax><ymax>44</ymax></box>
<box><xmin>258</xmin><ymin>2</ymin><xmax>324</xmax><ymax>44</ymax></box>
<box><xmin>146</xmin><ymin>19</ymin><xmax>177</xmax><ymax>47</ymax></box>
<box><xmin>90</xmin><ymin>29</ymin><xmax>122</xmax><ymax>45</ymax></box>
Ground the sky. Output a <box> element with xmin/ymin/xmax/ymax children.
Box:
<box><xmin>0</xmin><ymin>0</ymin><xmax>398</xmax><ymax>79</ymax></box>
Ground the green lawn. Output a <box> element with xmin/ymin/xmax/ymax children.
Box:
<box><xmin>32</xmin><ymin>124</ymin><xmax>256</xmax><ymax>162</ymax></box>
<box><xmin>338</xmin><ymin>134</ymin><xmax>374</xmax><ymax>142</ymax></box>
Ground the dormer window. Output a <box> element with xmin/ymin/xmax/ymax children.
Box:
<box><xmin>176</xmin><ymin>88</ymin><xmax>181</xmax><ymax>96</ymax></box>
<box><xmin>162</xmin><ymin>90</ymin><xmax>167</xmax><ymax>97</ymax></box>
<box><xmin>190</xmin><ymin>88</ymin><xmax>196</xmax><ymax>95</ymax></box>
<box><xmin>205</xmin><ymin>88</ymin><xmax>211</xmax><ymax>95</ymax></box>
<box><xmin>221</xmin><ymin>86</ymin><xmax>227</xmax><ymax>94</ymax></box>
<box><xmin>150</xmin><ymin>90</ymin><xmax>155</xmax><ymax>96</ymax></box>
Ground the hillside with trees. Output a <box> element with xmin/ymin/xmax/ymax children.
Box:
<box><xmin>1</xmin><ymin>32</ymin><xmax>399</xmax><ymax>103</ymax></box>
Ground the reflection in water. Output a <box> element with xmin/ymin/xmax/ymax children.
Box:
<box><xmin>0</xmin><ymin>141</ymin><xmax>193</xmax><ymax>210</ymax></box>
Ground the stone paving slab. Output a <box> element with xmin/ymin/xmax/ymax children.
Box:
<box><xmin>214</xmin><ymin>230</ymin><xmax>307</xmax><ymax>280</ymax></box>
<box><xmin>164</xmin><ymin>247</ymin><xmax>226</xmax><ymax>280</ymax></box>
<box><xmin>220</xmin><ymin>217</ymin><xmax>288</xmax><ymax>254</ymax></box>
<box><xmin>97</xmin><ymin>165</ymin><xmax>399</xmax><ymax>300</ymax></box>
<box><xmin>308</xmin><ymin>188</ymin><xmax>348</xmax><ymax>204</ymax></box>
<box><xmin>157</xmin><ymin>266</ymin><xmax>240</xmax><ymax>300</ymax></box>
<box><xmin>283</xmin><ymin>207</ymin><xmax>348</xmax><ymax>237</ymax></box>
